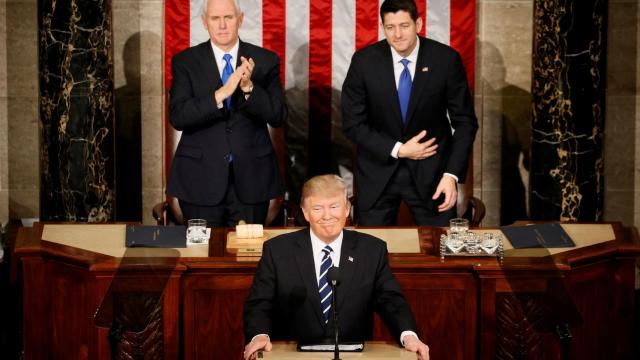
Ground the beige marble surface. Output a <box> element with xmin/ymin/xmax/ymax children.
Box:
<box><xmin>472</xmin><ymin>223</ymin><xmax>615</xmax><ymax>257</ymax></box>
<box><xmin>40</xmin><ymin>225</ymin><xmax>421</xmax><ymax>258</ymax></box>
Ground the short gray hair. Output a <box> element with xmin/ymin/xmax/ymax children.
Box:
<box><xmin>201</xmin><ymin>0</ymin><xmax>242</xmax><ymax>16</ymax></box>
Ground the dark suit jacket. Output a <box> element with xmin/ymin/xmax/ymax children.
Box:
<box><xmin>243</xmin><ymin>228</ymin><xmax>417</xmax><ymax>344</ymax></box>
<box><xmin>167</xmin><ymin>40</ymin><xmax>287</xmax><ymax>206</ymax></box>
<box><xmin>342</xmin><ymin>37</ymin><xmax>478</xmax><ymax>211</ymax></box>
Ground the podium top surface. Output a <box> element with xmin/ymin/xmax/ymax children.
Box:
<box><xmin>261</xmin><ymin>342</ymin><xmax>416</xmax><ymax>359</ymax></box>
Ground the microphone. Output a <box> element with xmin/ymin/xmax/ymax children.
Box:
<box><xmin>327</xmin><ymin>266</ymin><xmax>341</xmax><ymax>360</ymax></box>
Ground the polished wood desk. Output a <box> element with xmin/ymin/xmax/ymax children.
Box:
<box><xmin>14</xmin><ymin>222</ymin><xmax>639</xmax><ymax>360</ymax></box>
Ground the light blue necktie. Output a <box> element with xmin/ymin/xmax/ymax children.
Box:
<box><xmin>398</xmin><ymin>58</ymin><xmax>412</xmax><ymax>123</ymax></box>
<box><xmin>318</xmin><ymin>245</ymin><xmax>333</xmax><ymax>324</ymax></box>
<box><xmin>221</xmin><ymin>53</ymin><xmax>234</xmax><ymax>108</ymax></box>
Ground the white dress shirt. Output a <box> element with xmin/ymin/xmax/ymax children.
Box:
<box><xmin>211</xmin><ymin>40</ymin><xmax>240</xmax><ymax>109</ymax></box>
<box><xmin>309</xmin><ymin>229</ymin><xmax>342</xmax><ymax>284</ymax></box>
<box><xmin>210</xmin><ymin>40</ymin><xmax>239</xmax><ymax>78</ymax></box>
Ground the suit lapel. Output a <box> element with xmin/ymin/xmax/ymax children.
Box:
<box><xmin>405</xmin><ymin>37</ymin><xmax>432</xmax><ymax>127</ymax></box>
<box><xmin>337</xmin><ymin>230</ymin><xmax>357</xmax><ymax>311</ymax></box>
<box><xmin>196</xmin><ymin>41</ymin><xmax>223</xmax><ymax>93</ymax></box>
<box><xmin>294</xmin><ymin>231</ymin><xmax>325</xmax><ymax>326</ymax></box>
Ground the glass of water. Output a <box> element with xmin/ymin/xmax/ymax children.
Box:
<box><xmin>449</xmin><ymin>218</ymin><xmax>469</xmax><ymax>234</ymax></box>
<box><xmin>186</xmin><ymin>219</ymin><xmax>208</xmax><ymax>244</ymax></box>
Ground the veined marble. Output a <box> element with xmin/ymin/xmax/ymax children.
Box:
<box><xmin>530</xmin><ymin>0</ymin><xmax>607</xmax><ymax>221</ymax></box>
<box><xmin>39</xmin><ymin>0</ymin><xmax>114</xmax><ymax>222</ymax></box>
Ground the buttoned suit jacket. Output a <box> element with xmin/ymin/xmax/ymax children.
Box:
<box><xmin>342</xmin><ymin>37</ymin><xmax>478</xmax><ymax>212</ymax></box>
<box><xmin>243</xmin><ymin>228</ymin><xmax>417</xmax><ymax>344</ymax></box>
<box><xmin>167</xmin><ymin>40</ymin><xmax>287</xmax><ymax>206</ymax></box>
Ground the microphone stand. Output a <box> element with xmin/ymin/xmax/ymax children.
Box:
<box><xmin>330</xmin><ymin>279</ymin><xmax>340</xmax><ymax>360</ymax></box>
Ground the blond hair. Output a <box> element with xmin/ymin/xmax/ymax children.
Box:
<box><xmin>301</xmin><ymin>174</ymin><xmax>348</xmax><ymax>206</ymax></box>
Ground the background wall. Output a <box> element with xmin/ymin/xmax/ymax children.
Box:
<box><xmin>0</xmin><ymin>0</ymin><xmax>638</xmax><ymax>227</ymax></box>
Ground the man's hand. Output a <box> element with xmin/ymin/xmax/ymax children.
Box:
<box><xmin>403</xmin><ymin>335</ymin><xmax>430</xmax><ymax>360</ymax></box>
<box><xmin>239</xmin><ymin>56</ymin><xmax>255</xmax><ymax>92</ymax></box>
<box><xmin>214</xmin><ymin>67</ymin><xmax>244</xmax><ymax>104</ymax></box>
<box><xmin>432</xmin><ymin>175</ymin><xmax>457</xmax><ymax>212</ymax></box>
<box><xmin>243</xmin><ymin>335</ymin><xmax>272</xmax><ymax>360</ymax></box>
<box><xmin>397</xmin><ymin>130</ymin><xmax>438</xmax><ymax>160</ymax></box>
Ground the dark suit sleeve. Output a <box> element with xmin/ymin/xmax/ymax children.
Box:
<box><xmin>342</xmin><ymin>52</ymin><xmax>398</xmax><ymax>163</ymax></box>
<box><xmin>372</xmin><ymin>242</ymin><xmax>418</xmax><ymax>344</ymax></box>
<box><xmin>239</xmin><ymin>54</ymin><xmax>287</xmax><ymax>128</ymax></box>
<box><xmin>243</xmin><ymin>241</ymin><xmax>277</xmax><ymax>342</ymax></box>
<box><xmin>168</xmin><ymin>54</ymin><xmax>225</xmax><ymax>131</ymax></box>
<box><xmin>443</xmin><ymin>51</ymin><xmax>478</xmax><ymax>180</ymax></box>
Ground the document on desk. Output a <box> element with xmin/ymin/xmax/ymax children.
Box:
<box><xmin>125</xmin><ymin>225</ymin><xmax>187</xmax><ymax>248</ymax></box>
<box><xmin>501</xmin><ymin>223</ymin><xmax>575</xmax><ymax>249</ymax></box>
<box><xmin>297</xmin><ymin>342</ymin><xmax>364</xmax><ymax>352</ymax></box>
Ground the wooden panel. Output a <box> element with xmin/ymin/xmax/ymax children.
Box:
<box><xmin>395</xmin><ymin>274</ymin><xmax>477</xmax><ymax>360</ymax></box>
<box><xmin>182</xmin><ymin>275</ymin><xmax>254</xmax><ymax>360</ymax></box>
<box><xmin>49</xmin><ymin>261</ymin><xmax>91</xmax><ymax>360</ymax></box>
<box><xmin>22</xmin><ymin>257</ymin><xmax>51</xmax><ymax>360</ymax></box>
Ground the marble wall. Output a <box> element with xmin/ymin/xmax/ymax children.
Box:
<box><xmin>529</xmin><ymin>0</ymin><xmax>607</xmax><ymax>221</ymax></box>
<box><xmin>605</xmin><ymin>0</ymin><xmax>639</xmax><ymax>226</ymax></box>
<box><xmin>39</xmin><ymin>0</ymin><xmax>115</xmax><ymax>221</ymax></box>
<box><xmin>0</xmin><ymin>0</ymin><xmax>638</xmax><ymax>227</ymax></box>
<box><xmin>112</xmin><ymin>0</ymin><xmax>164</xmax><ymax>224</ymax></box>
<box><xmin>475</xmin><ymin>0</ymin><xmax>534</xmax><ymax>225</ymax></box>
<box><xmin>0</xmin><ymin>1</ymin><xmax>7</xmax><ymax>225</ymax></box>
<box><xmin>1</xmin><ymin>0</ymin><xmax>39</xmax><ymax>225</ymax></box>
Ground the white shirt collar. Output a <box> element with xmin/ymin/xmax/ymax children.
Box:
<box><xmin>389</xmin><ymin>35</ymin><xmax>420</xmax><ymax>65</ymax></box>
<box><xmin>309</xmin><ymin>228</ymin><xmax>343</xmax><ymax>258</ymax></box>
<box><xmin>210</xmin><ymin>40</ymin><xmax>240</xmax><ymax>75</ymax></box>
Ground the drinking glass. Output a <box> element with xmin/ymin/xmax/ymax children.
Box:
<box><xmin>449</xmin><ymin>218</ymin><xmax>469</xmax><ymax>234</ymax></box>
<box><xmin>446</xmin><ymin>233</ymin><xmax>465</xmax><ymax>254</ymax></box>
<box><xmin>186</xmin><ymin>219</ymin><xmax>208</xmax><ymax>244</ymax></box>
<box><xmin>480</xmin><ymin>233</ymin><xmax>499</xmax><ymax>255</ymax></box>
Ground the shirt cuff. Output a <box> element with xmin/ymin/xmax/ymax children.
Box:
<box><xmin>391</xmin><ymin>142</ymin><xmax>403</xmax><ymax>159</ymax></box>
<box><xmin>250</xmin><ymin>334</ymin><xmax>270</xmax><ymax>343</ymax></box>
<box><xmin>443</xmin><ymin>172</ymin><xmax>459</xmax><ymax>183</ymax></box>
<box><xmin>400</xmin><ymin>330</ymin><xmax>418</xmax><ymax>346</ymax></box>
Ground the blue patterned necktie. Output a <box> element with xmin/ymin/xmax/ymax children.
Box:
<box><xmin>397</xmin><ymin>58</ymin><xmax>412</xmax><ymax>123</ymax></box>
<box><xmin>318</xmin><ymin>245</ymin><xmax>333</xmax><ymax>324</ymax></box>
<box><xmin>221</xmin><ymin>53</ymin><xmax>234</xmax><ymax>108</ymax></box>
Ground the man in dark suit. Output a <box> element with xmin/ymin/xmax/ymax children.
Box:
<box><xmin>167</xmin><ymin>0</ymin><xmax>287</xmax><ymax>226</ymax></box>
<box><xmin>342</xmin><ymin>0</ymin><xmax>478</xmax><ymax>226</ymax></box>
<box><xmin>243</xmin><ymin>175</ymin><xmax>429</xmax><ymax>360</ymax></box>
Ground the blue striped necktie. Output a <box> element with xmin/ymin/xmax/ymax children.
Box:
<box><xmin>221</xmin><ymin>53</ymin><xmax>233</xmax><ymax>108</ymax></box>
<box><xmin>318</xmin><ymin>245</ymin><xmax>333</xmax><ymax>324</ymax></box>
<box><xmin>398</xmin><ymin>58</ymin><xmax>412</xmax><ymax>123</ymax></box>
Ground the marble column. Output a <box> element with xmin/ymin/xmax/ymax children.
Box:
<box><xmin>39</xmin><ymin>0</ymin><xmax>114</xmax><ymax>221</ymax></box>
<box><xmin>530</xmin><ymin>0</ymin><xmax>607</xmax><ymax>221</ymax></box>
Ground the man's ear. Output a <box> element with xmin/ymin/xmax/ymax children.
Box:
<box><xmin>301</xmin><ymin>206</ymin><xmax>311</xmax><ymax>223</ymax></box>
<box><xmin>415</xmin><ymin>17</ymin><xmax>423</xmax><ymax>34</ymax></box>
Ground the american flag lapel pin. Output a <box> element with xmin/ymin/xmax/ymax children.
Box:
<box><xmin>348</xmin><ymin>256</ymin><xmax>354</xmax><ymax>262</ymax></box>
<box><xmin>421</xmin><ymin>66</ymin><xmax>429</xmax><ymax>72</ymax></box>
